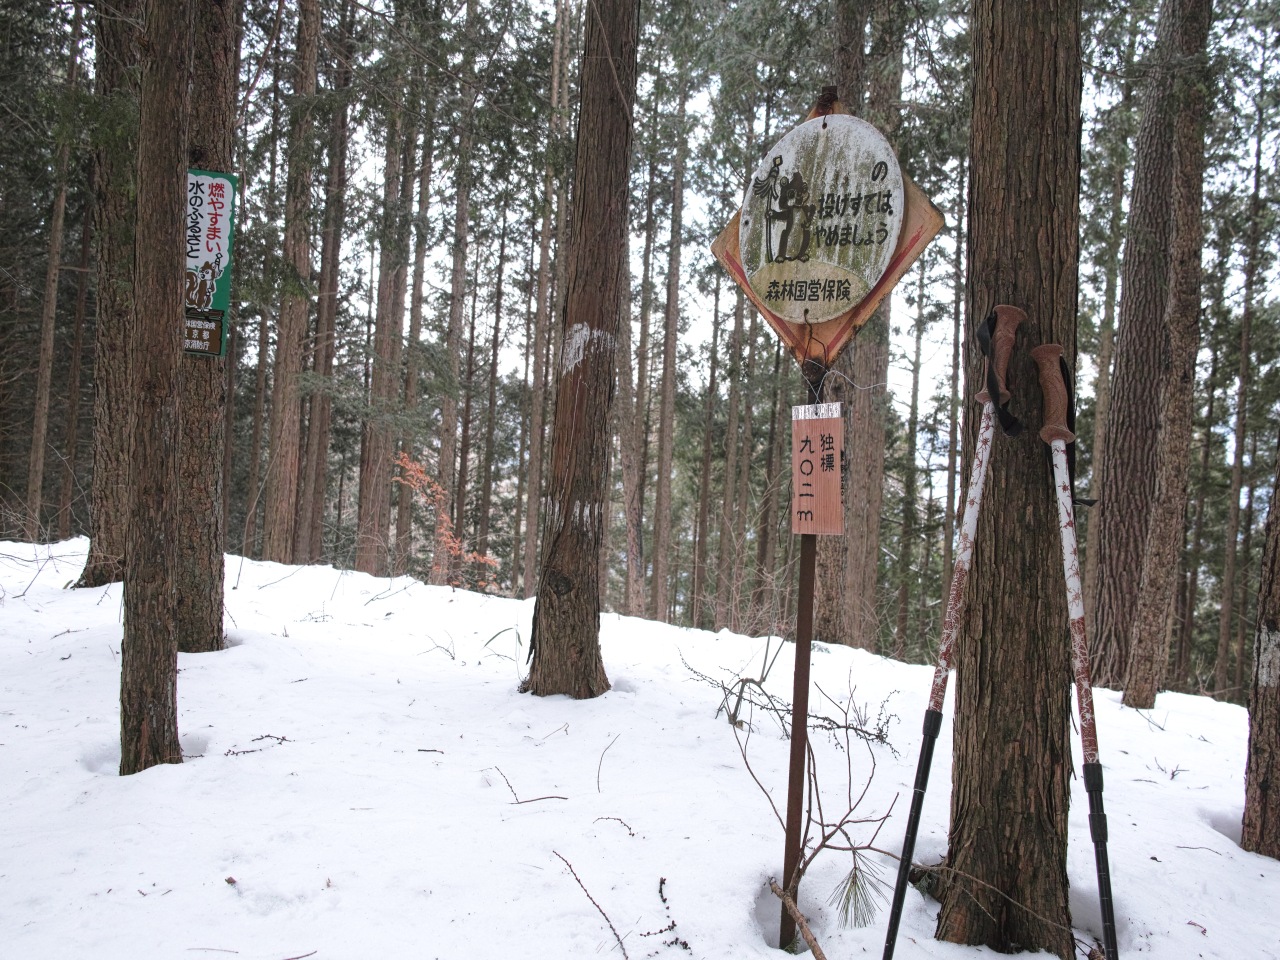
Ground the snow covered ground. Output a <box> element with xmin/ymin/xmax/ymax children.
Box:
<box><xmin>2</xmin><ymin>539</ymin><xmax>1277</xmax><ymax>960</ymax></box>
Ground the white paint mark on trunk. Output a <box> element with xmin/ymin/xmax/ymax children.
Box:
<box><xmin>1258</xmin><ymin>627</ymin><xmax>1280</xmax><ymax>689</ymax></box>
<box><xmin>561</xmin><ymin>323</ymin><xmax>614</xmax><ymax>374</ymax></box>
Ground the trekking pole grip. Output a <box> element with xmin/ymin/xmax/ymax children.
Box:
<box><xmin>975</xmin><ymin>304</ymin><xmax>1025</xmax><ymax>404</ymax></box>
<box><xmin>1030</xmin><ymin>343</ymin><xmax>1075</xmax><ymax>444</ymax></box>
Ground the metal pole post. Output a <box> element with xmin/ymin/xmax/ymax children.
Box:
<box><xmin>1032</xmin><ymin>343</ymin><xmax>1120</xmax><ymax>960</ymax></box>
<box><xmin>882</xmin><ymin>304</ymin><xmax>1023</xmax><ymax>960</ymax></box>
<box><xmin>780</xmin><ymin>531</ymin><xmax>817</xmax><ymax>949</ymax></box>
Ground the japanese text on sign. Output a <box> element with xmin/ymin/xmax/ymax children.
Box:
<box><xmin>792</xmin><ymin>403</ymin><xmax>843</xmax><ymax>535</ymax></box>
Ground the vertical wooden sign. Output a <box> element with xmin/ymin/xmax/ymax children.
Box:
<box><xmin>791</xmin><ymin>403</ymin><xmax>843</xmax><ymax>535</ymax></box>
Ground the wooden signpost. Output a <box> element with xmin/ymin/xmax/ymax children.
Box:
<box><xmin>712</xmin><ymin>87</ymin><xmax>943</xmax><ymax>950</ymax></box>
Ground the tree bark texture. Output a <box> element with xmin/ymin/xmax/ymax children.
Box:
<box><xmin>175</xmin><ymin>0</ymin><xmax>238</xmax><ymax>653</ymax></box>
<box><xmin>79</xmin><ymin>0</ymin><xmax>142</xmax><ymax>588</ymax></box>
<box><xmin>941</xmin><ymin>160</ymin><xmax>966</xmax><ymax>608</ymax></box>
<box><xmin>934</xmin><ymin>0</ymin><xmax>1080</xmax><ymax>955</ymax></box>
<box><xmin>1121</xmin><ymin>0</ymin><xmax>1211</xmax><ymax>711</ymax></box>
<box><xmin>833</xmin><ymin>0</ymin><xmax>869</xmax><ymax>113</ymax></box>
<box><xmin>1243</xmin><ymin>442</ymin><xmax>1280</xmax><ymax>859</ymax></box>
<box><xmin>261</xmin><ymin>0</ymin><xmax>319</xmax><ymax>564</ymax></box>
<box><xmin>1087</xmin><ymin>0</ymin><xmax>1178</xmax><ymax>686</ymax></box>
<box><xmin>120</xmin><ymin>0</ymin><xmax>192</xmax><ymax>776</ymax></box>
<box><xmin>525</xmin><ymin>0</ymin><xmax>638</xmax><ymax>699</ymax></box>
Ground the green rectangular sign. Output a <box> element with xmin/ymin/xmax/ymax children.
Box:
<box><xmin>184</xmin><ymin>168</ymin><xmax>237</xmax><ymax>357</ymax></box>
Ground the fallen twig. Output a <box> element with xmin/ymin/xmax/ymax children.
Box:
<box><xmin>554</xmin><ymin>851</ymin><xmax>628</xmax><ymax>959</ymax></box>
<box><xmin>494</xmin><ymin>766</ymin><xmax>566</xmax><ymax>804</ymax></box>
<box><xmin>593</xmin><ymin>816</ymin><xmax>635</xmax><ymax>836</ymax></box>
<box><xmin>769</xmin><ymin>879</ymin><xmax>827</xmax><ymax>960</ymax></box>
<box><xmin>597</xmin><ymin>733</ymin><xmax>620</xmax><ymax>793</ymax></box>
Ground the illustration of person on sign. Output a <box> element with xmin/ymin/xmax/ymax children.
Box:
<box><xmin>752</xmin><ymin>156</ymin><xmax>816</xmax><ymax>264</ymax></box>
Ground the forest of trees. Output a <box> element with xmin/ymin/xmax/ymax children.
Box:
<box><xmin>1</xmin><ymin>0</ymin><xmax>1277</xmax><ymax>739</ymax></box>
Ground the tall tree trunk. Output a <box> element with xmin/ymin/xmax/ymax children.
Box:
<box><xmin>893</xmin><ymin>272</ymin><xmax>925</xmax><ymax>659</ymax></box>
<box><xmin>630</xmin><ymin>143</ymin><xmax>658</xmax><ymax>607</ymax></box>
<box><xmin>356</xmin><ymin>96</ymin><xmax>407</xmax><ymax>577</ymax></box>
<box><xmin>1177</xmin><ymin>354</ymin><xmax>1218</xmax><ymax>686</ymax></box>
<box><xmin>261</xmin><ymin>0</ymin><xmax>319</xmax><ymax>563</ymax></box>
<box><xmin>1242</xmin><ymin>433</ymin><xmax>1280</xmax><ymax>859</ymax></box>
<box><xmin>1215</xmin><ymin>66</ymin><xmax>1266</xmax><ymax>695</ymax></box>
<box><xmin>1235</xmin><ymin>468</ymin><xmax>1257</xmax><ymax>698</ymax></box>
<box><xmin>525</xmin><ymin>0</ymin><xmax>638</xmax><ymax>698</ymax></box>
<box><xmin>78</xmin><ymin>0</ymin><xmax>142</xmax><ymax>587</ymax></box>
<box><xmin>456</xmin><ymin>281</ymin><xmax>479</xmax><ymax>536</ymax></box>
<box><xmin>394</xmin><ymin>103</ymin><xmax>436</xmax><ymax>571</ymax></box>
<box><xmin>1081</xmin><ymin>31</ymin><xmax>1137</xmax><ymax>629</ymax></box>
<box><xmin>731</xmin><ymin>307</ymin><xmax>760</xmax><ymax>629</ymax></box>
<box><xmin>1214</xmin><ymin>302</ymin><xmax>1251</xmax><ymax>696</ymax></box>
<box><xmin>691</xmin><ymin>282</ymin><xmax>721</xmax><ymax>630</ymax></box>
<box><xmin>817</xmin><ymin>0</ymin><xmax>905</xmax><ymax>651</ymax></box>
<box><xmin>934</xmin><ymin>0</ymin><xmax>1080</xmax><ymax>953</ymax></box>
<box><xmin>243</xmin><ymin>59</ymin><xmax>284</xmax><ymax>560</ymax></box>
<box><xmin>615</xmin><ymin>239</ymin><xmax>645</xmax><ymax>616</ymax></box>
<box><xmin>520</xmin><ymin>0</ymin><xmax>569</xmax><ymax>596</ymax></box>
<box><xmin>714</xmin><ymin>288</ymin><xmax>745</xmax><ymax>630</ymax></box>
<box><xmin>512</xmin><ymin>245</ymin><xmax>536</xmax><ymax>592</ymax></box>
<box><xmin>1121</xmin><ymin>0</ymin><xmax>1212</xmax><ymax>711</ymax></box>
<box><xmin>476</xmin><ymin>212</ymin><xmax>507</xmax><ymax>560</ymax></box>
<box><xmin>121</xmin><ymin>0</ymin><xmax>192</xmax><ymax>776</ymax></box>
<box><xmin>433</xmin><ymin>2</ymin><xmax>479</xmax><ymax>582</ymax></box>
<box><xmin>299</xmin><ymin>0</ymin><xmax>354</xmax><ymax>564</ymax></box>
<box><xmin>26</xmin><ymin>5</ymin><xmax>83</xmax><ymax>541</ymax></box>
<box><xmin>1088</xmin><ymin>0</ymin><xmax>1179</xmax><ymax>685</ymax></box>
<box><xmin>242</xmin><ymin>301</ymin><xmax>269</xmax><ymax>557</ymax></box>
<box><xmin>819</xmin><ymin>0</ymin><xmax>870</xmax><ymax>647</ymax></box>
<box><xmin>58</xmin><ymin>164</ymin><xmax>94</xmax><ymax>540</ymax></box>
<box><xmin>941</xmin><ymin>159</ymin><xmax>965</xmax><ymax>600</ymax></box>
<box><xmin>650</xmin><ymin>86</ymin><xmax>687</xmax><ymax>622</ymax></box>
<box><xmin>751</xmin><ymin>343</ymin><xmax>784</xmax><ymax>620</ymax></box>
<box><xmin>176</xmin><ymin>0</ymin><xmax>238</xmax><ymax>653</ymax></box>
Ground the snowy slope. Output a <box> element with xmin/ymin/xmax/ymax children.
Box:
<box><xmin>2</xmin><ymin>539</ymin><xmax>1277</xmax><ymax>960</ymax></box>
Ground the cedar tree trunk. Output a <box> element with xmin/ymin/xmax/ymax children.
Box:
<box><xmin>120</xmin><ymin>0</ymin><xmax>192</xmax><ymax>776</ymax></box>
<box><xmin>934</xmin><ymin>0</ymin><xmax>1081</xmax><ymax>955</ymax></box>
<box><xmin>176</xmin><ymin>0</ymin><xmax>238</xmax><ymax>653</ymax></box>
<box><xmin>524</xmin><ymin>0</ymin><xmax>638</xmax><ymax>699</ymax></box>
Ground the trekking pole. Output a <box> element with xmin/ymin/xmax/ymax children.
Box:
<box><xmin>1030</xmin><ymin>343</ymin><xmax>1120</xmax><ymax>960</ymax></box>
<box><xmin>881</xmin><ymin>305</ymin><xmax>1023</xmax><ymax>960</ymax></box>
